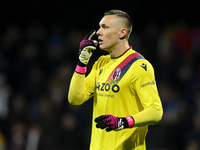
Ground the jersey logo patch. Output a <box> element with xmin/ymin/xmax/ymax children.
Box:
<box><xmin>141</xmin><ymin>63</ymin><xmax>147</xmax><ymax>71</ymax></box>
<box><xmin>112</xmin><ymin>68</ymin><xmax>121</xmax><ymax>81</ymax></box>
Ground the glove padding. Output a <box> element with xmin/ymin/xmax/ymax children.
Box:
<box><xmin>95</xmin><ymin>115</ymin><xmax>133</xmax><ymax>132</ymax></box>
<box><xmin>78</xmin><ymin>30</ymin><xmax>98</xmax><ymax>65</ymax></box>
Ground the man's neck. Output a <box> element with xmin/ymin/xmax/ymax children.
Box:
<box><xmin>109</xmin><ymin>41</ymin><xmax>130</xmax><ymax>58</ymax></box>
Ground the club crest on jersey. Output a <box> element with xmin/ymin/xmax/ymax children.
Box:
<box><xmin>112</xmin><ymin>68</ymin><xmax>121</xmax><ymax>81</ymax></box>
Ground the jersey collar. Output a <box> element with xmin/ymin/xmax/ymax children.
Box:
<box><xmin>111</xmin><ymin>46</ymin><xmax>132</xmax><ymax>59</ymax></box>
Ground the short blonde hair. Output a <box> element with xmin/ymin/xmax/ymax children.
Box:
<box><xmin>104</xmin><ymin>10</ymin><xmax>132</xmax><ymax>39</ymax></box>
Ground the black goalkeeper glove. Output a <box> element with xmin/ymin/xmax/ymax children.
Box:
<box><xmin>95</xmin><ymin>114</ymin><xmax>134</xmax><ymax>132</ymax></box>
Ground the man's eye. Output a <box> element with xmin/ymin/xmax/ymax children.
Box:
<box><xmin>103</xmin><ymin>26</ymin><xmax>108</xmax><ymax>29</ymax></box>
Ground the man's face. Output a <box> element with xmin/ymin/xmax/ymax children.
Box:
<box><xmin>97</xmin><ymin>15</ymin><xmax>121</xmax><ymax>52</ymax></box>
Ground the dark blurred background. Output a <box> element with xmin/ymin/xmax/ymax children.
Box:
<box><xmin>0</xmin><ymin>0</ymin><xmax>200</xmax><ymax>149</ymax></box>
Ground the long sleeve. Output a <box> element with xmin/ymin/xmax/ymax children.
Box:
<box><xmin>68</xmin><ymin>65</ymin><xmax>97</xmax><ymax>105</ymax></box>
<box><xmin>68</xmin><ymin>72</ymin><xmax>87</xmax><ymax>105</ymax></box>
<box><xmin>133</xmin><ymin>107</ymin><xmax>163</xmax><ymax>127</ymax></box>
<box><xmin>68</xmin><ymin>55</ymin><xmax>110</xmax><ymax>105</ymax></box>
<box><xmin>131</xmin><ymin>59</ymin><xmax>163</xmax><ymax>127</ymax></box>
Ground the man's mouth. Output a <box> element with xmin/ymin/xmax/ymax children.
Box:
<box><xmin>98</xmin><ymin>39</ymin><xmax>103</xmax><ymax>44</ymax></box>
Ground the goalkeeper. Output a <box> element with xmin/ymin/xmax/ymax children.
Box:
<box><xmin>68</xmin><ymin>9</ymin><xmax>163</xmax><ymax>150</ymax></box>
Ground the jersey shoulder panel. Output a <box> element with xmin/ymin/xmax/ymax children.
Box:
<box><xmin>93</xmin><ymin>54</ymin><xmax>110</xmax><ymax>69</ymax></box>
<box><xmin>132</xmin><ymin>58</ymin><xmax>155</xmax><ymax>77</ymax></box>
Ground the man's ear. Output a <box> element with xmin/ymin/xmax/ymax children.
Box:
<box><xmin>119</xmin><ymin>28</ymin><xmax>127</xmax><ymax>39</ymax></box>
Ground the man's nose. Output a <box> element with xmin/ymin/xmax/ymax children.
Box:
<box><xmin>96</xmin><ymin>28</ymin><xmax>101</xmax><ymax>36</ymax></box>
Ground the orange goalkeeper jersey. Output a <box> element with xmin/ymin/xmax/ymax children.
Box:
<box><xmin>68</xmin><ymin>48</ymin><xmax>163</xmax><ymax>150</ymax></box>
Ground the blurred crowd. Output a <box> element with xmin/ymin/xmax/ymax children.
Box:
<box><xmin>0</xmin><ymin>19</ymin><xmax>200</xmax><ymax>150</ymax></box>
